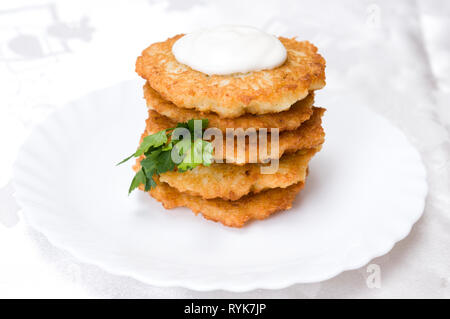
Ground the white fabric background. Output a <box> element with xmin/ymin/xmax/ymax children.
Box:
<box><xmin>0</xmin><ymin>0</ymin><xmax>448</xmax><ymax>298</ymax></box>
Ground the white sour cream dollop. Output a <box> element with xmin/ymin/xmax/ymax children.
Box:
<box><xmin>172</xmin><ymin>25</ymin><xmax>287</xmax><ymax>76</ymax></box>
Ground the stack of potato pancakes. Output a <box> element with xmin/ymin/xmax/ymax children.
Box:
<box><xmin>134</xmin><ymin>34</ymin><xmax>326</xmax><ymax>227</ymax></box>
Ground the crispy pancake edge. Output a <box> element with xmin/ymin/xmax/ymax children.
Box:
<box><xmin>144</xmin><ymin>107</ymin><xmax>326</xmax><ymax>164</ymax></box>
<box><xmin>143</xmin><ymin>82</ymin><xmax>314</xmax><ymax>132</ymax></box>
<box><xmin>142</xmin><ymin>179</ymin><xmax>304</xmax><ymax>228</ymax></box>
<box><xmin>134</xmin><ymin>148</ymin><xmax>317</xmax><ymax>200</ymax></box>
<box><xmin>136</xmin><ymin>35</ymin><xmax>326</xmax><ymax>118</ymax></box>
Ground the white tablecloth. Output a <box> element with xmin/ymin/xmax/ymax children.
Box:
<box><xmin>0</xmin><ymin>0</ymin><xmax>448</xmax><ymax>298</ymax></box>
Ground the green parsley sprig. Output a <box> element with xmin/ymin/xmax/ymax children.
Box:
<box><xmin>118</xmin><ymin>119</ymin><xmax>213</xmax><ymax>194</ymax></box>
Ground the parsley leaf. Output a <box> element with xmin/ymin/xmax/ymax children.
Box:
<box><xmin>178</xmin><ymin>139</ymin><xmax>212</xmax><ymax>172</ymax></box>
<box><xmin>172</xmin><ymin>138</ymin><xmax>191</xmax><ymax>162</ymax></box>
<box><xmin>155</xmin><ymin>150</ymin><xmax>176</xmax><ymax>174</ymax></box>
<box><xmin>135</xmin><ymin>130</ymin><xmax>167</xmax><ymax>157</ymax></box>
<box><xmin>116</xmin><ymin>154</ymin><xmax>134</xmax><ymax>166</ymax></box>
<box><xmin>144</xmin><ymin>174</ymin><xmax>156</xmax><ymax>191</ymax></box>
<box><xmin>187</xmin><ymin>119</ymin><xmax>209</xmax><ymax>135</ymax></box>
<box><xmin>118</xmin><ymin>118</ymin><xmax>213</xmax><ymax>194</ymax></box>
<box><xmin>128</xmin><ymin>169</ymin><xmax>146</xmax><ymax>194</ymax></box>
<box><xmin>116</xmin><ymin>130</ymin><xmax>167</xmax><ymax>166</ymax></box>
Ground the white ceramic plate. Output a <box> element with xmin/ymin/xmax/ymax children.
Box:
<box><xmin>13</xmin><ymin>81</ymin><xmax>427</xmax><ymax>292</ymax></box>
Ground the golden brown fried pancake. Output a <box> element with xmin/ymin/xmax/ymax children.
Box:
<box><xmin>144</xmin><ymin>107</ymin><xmax>325</xmax><ymax>164</ymax></box>
<box><xmin>143</xmin><ymin>82</ymin><xmax>314</xmax><ymax>132</ymax></box>
<box><xmin>144</xmin><ymin>179</ymin><xmax>304</xmax><ymax>228</ymax></box>
<box><xmin>136</xmin><ymin>35</ymin><xmax>326</xmax><ymax>118</ymax></box>
<box><xmin>147</xmin><ymin>148</ymin><xmax>317</xmax><ymax>200</ymax></box>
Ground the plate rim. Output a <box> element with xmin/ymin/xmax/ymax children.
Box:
<box><xmin>12</xmin><ymin>81</ymin><xmax>428</xmax><ymax>292</ymax></box>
